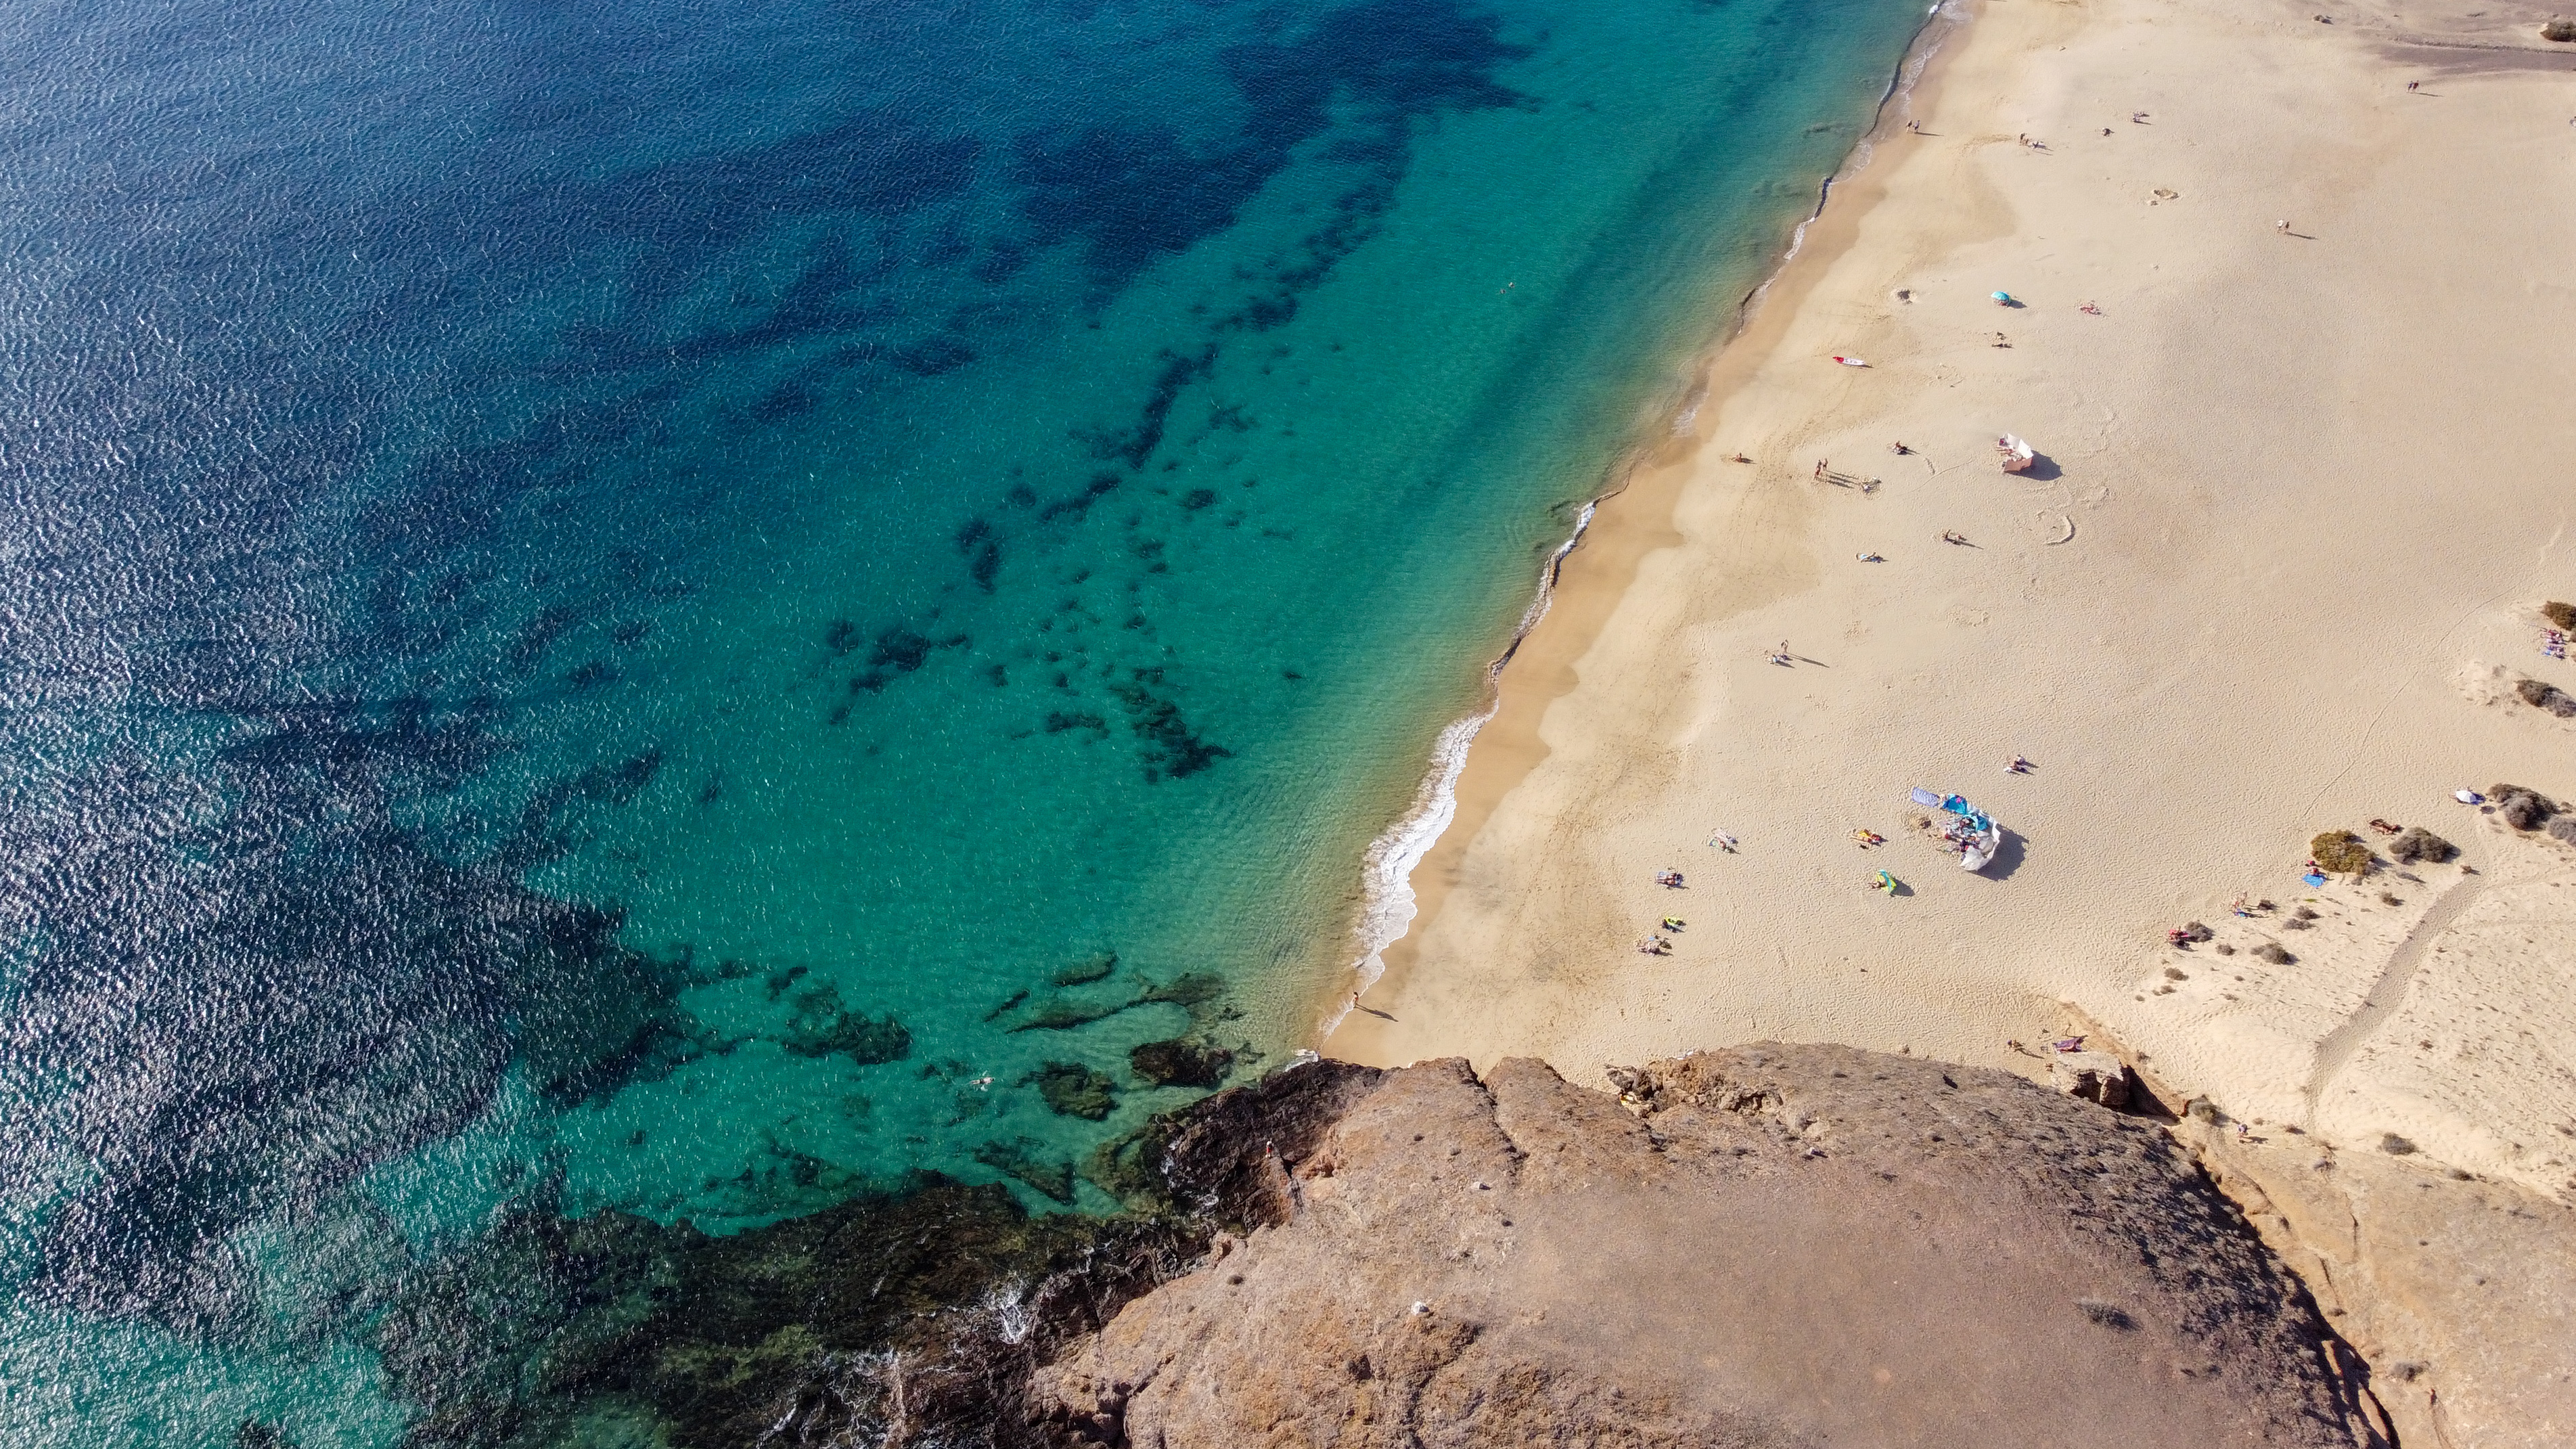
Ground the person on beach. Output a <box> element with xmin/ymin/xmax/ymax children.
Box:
<box><xmin>2276</xmin><ymin>219</ymin><xmax>2290</xmax><ymax>235</ymax></box>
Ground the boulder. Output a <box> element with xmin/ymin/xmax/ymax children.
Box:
<box><xmin>1129</xmin><ymin>1037</ymin><xmax>1234</xmax><ymax>1088</ymax></box>
<box><xmin>2050</xmin><ymin>1048</ymin><xmax>2132</xmax><ymax>1109</ymax></box>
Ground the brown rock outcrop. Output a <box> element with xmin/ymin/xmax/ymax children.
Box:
<box><xmin>1031</xmin><ymin>1044</ymin><xmax>2387</xmax><ymax>1448</ymax></box>
<box><xmin>2175</xmin><ymin>1116</ymin><xmax>2576</xmax><ymax>1449</ymax></box>
<box><xmin>2048</xmin><ymin>1047</ymin><xmax>2132</xmax><ymax>1107</ymax></box>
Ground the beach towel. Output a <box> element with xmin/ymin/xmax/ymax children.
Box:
<box><xmin>1910</xmin><ymin>786</ymin><xmax>1942</xmax><ymax>807</ymax></box>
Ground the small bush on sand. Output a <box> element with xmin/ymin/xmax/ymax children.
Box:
<box><xmin>2544</xmin><ymin>18</ymin><xmax>2576</xmax><ymax>42</ymax></box>
<box><xmin>2253</xmin><ymin>942</ymin><xmax>2295</xmax><ymax>964</ymax></box>
<box><xmin>2545</xmin><ymin>600</ymin><xmax>2576</xmax><ymax>629</ymax></box>
<box><xmin>2500</xmin><ymin>795</ymin><xmax>2550</xmax><ymax>830</ymax></box>
<box><xmin>2549</xmin><ymin>816</ymin><xmax>2576</xmax><ymax>846</ymax></box>
<box><xmin>2311</xmin><ymin>830</ymin><xmax>2373</xmax><ymax>874</ymax></box>
<box><xmin>2514</xmin><ymin>677</ymin><xmax>2576</xmax><ymax>717</ymax></box>
<box><xmin>2387</xmin><ymin>826</ymin><xmax>2455</xmax><ymax>864</ymax></box>
<box><xmin>2489</xmin><ymin>784</ymin><xmax>2555</xmax><ymax>830</ymax></box>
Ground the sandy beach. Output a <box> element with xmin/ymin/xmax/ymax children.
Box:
<box><xmin>1330</xmin><ymin>0</ymin><xmax>2576</xmax><ymax>1343</ymax></box>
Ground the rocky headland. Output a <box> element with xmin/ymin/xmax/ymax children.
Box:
<box><xmin>346</xmin><ymin>1039</ymin><xmax>2576</xmax><ymax>1447</ymax></box>
<box><xmin>1031</xmin><ymin>1044</ymin><xmax>2389</xmax><ymax>1447</ymax></box>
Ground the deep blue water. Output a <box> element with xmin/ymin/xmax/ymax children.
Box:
<box><xmin>0</xmin><ymin>0</ymin><xmax>1928</xmax><ymax>1440</ymax></box>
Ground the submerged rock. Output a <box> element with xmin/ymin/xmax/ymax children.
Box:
<box><xmin>1129</xmin><ymin>1037</ymin><xmax>1234</xmax><ymax>1088</ymax></box>
<box><xmin>976</xmin><ymin>1137</ymin><xmax>1079</xmax><ymax>1203</ymax></box>
<box><xmin>1032</xmin><ymin>1061</ymin><xmax>1118</xmax><ymax>1119</ymax></box>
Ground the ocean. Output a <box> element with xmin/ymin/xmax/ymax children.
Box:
<box><xmin>0</xmin><ymin>0</ymin><xmax>1930</xmax><ymax>1440</ymax></box>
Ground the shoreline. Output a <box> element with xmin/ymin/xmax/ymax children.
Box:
<box><xmin>1323</xmin><ymin>0</ymin><xmax>2576</xmax><ymax>1190</ymax></box>
<box><xmin>1324</xmin><ymin>0</ymin><xmax>1977</xmax><ymax>1050</ymax></box>
<box><xmin>1309</xmin><ymin>1</ymin><xmax>2576</xmax><ymax>1428</ymax></box>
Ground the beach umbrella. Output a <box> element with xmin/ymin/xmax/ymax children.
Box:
<box><xmin>1990</xmin><ymin>290</ymin><xmax>2014</xmax><ymax>304</ymax></box>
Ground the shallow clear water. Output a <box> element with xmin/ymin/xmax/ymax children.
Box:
<box><xmin>0</xmin><ymin>0</ymin><xmax>1926</xmax><ymax>1440</ymax></box>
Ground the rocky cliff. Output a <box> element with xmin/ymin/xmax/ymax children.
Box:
<box><xmin>1033</xmin><ymin>1044</ymin><xmax>2389</xmax><ymax>1448</ymax></box>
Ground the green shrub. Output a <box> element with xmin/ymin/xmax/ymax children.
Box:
<box><xmin>2310</xmin><ymin>830</ymin><xmax>2372</xmax><ymax>874</ymax></box>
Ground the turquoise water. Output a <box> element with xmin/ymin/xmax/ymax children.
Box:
<box><xmin>0</xmin><ymin>0</ymin><xmax>1928</xmax><ymax>1439</ymax></box>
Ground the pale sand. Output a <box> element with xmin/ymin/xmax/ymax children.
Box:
<box><xmin>1328</xmin><ymin>0</ymin><xmax>2576</xmax><ymax>1209</ymax></box>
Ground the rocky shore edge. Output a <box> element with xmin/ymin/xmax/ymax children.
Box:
<box><xmin>328</xmin><ymin>1039</ymin><xmax>2575</xmax><ymax>1447</ymax></box>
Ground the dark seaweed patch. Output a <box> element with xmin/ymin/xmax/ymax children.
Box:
<box><xmin>1052</xmin><ymin>951</ymin><xmax>1118</xmax><ymax>986</ymax></box>
<box><xmin>493</xmin><ymin>749</ymin><xmax>664</xmax><ymax>873</ymax></box>
<box><xmin>750</xmin><ymin>379</ymin><xmax>819</xmax><ymax>422</ymax></box>
<box><xmin>780</xmin><ymin>983</ymin><xmax>913</xmax><ymax>1065</ymax></box>
<box><xmin>1008</xmin><ymin>996</ymin><xmax>1135</xmax><ymax>1033</ymax></box>
<box><xmin>1082</xmin><ymin>345</ymin><xmax>1216</xmax><ymax>470</ymax></box>
<box><xmin>890</xmin><ymin>336</ymin><xmax>978</xmax><ymax>376</ymax></box>
<box><xmin>1043</xmin><ymin>711</ymin><xmax>1109</xmax><ymax>739</ymax></box>
<box><xmin>1108</xmin><ymin>673</ymin><xmax>1230</xmax><ymax>781</ymax></box>
<box><xmin>1038</xmin><ymin>470</ymin><xmax>1124</xmax><ymax>523</ymax></box>
<box><xmin>507</xmin><ymin>603</ymin><xmax>585</xmax><ymax>675</ymax></box>
<box><xmin>955</xmin><ymin>516</ymin><xmax>1003</xmax><ymax>592</ymax></box>
<box><xmin>1013</xmin><ymin>0</ymin><xmax>1527</xmax><ymax>289</ymax></box>
<box><xmin>849</xmin><ymin>627</ymin><xmax>970</xmax><ymax>693</ymax></box>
